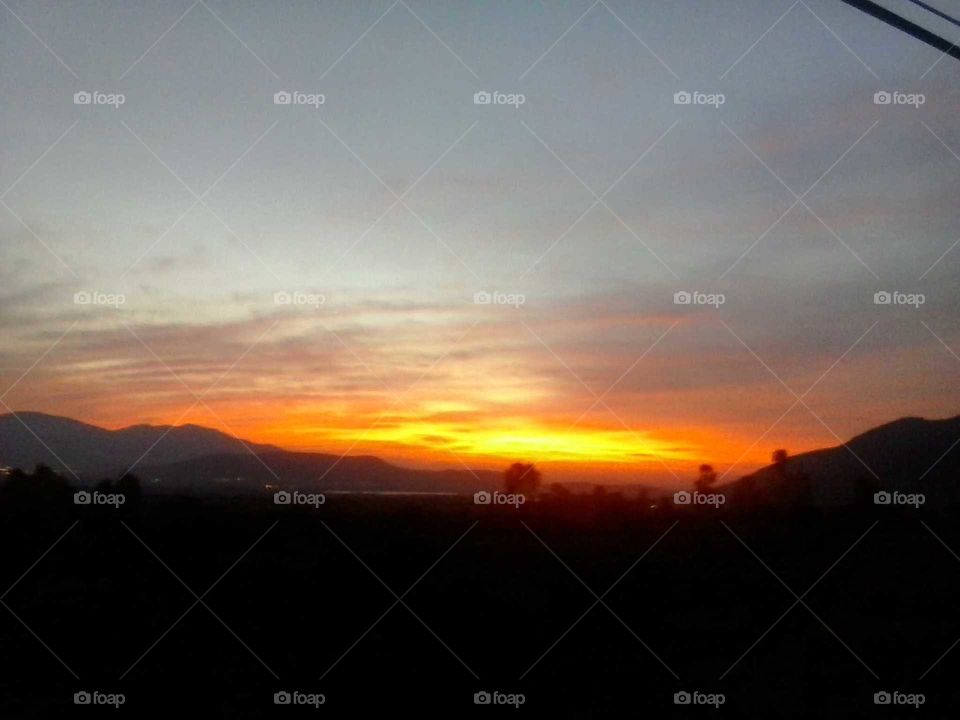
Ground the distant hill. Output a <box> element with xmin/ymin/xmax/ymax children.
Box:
<box><xmin>721</xmin><ymin>415</ymin><xmax>960</xmax><ymax>505</ymax></box>
<box><xmin>0</xmin><ymin>412</ymin><xmax>279</xmax><ymax>478</ymax></box>
<box><xmin>0</xmin><ymin>412</ymin><xmax>498</xmax><ymax>494</ymax></box>
<box><xmin>138</xmin><ymin>452</ymin><xmax>497</xmax><ymax>495</ymax></box>
<box><xmin>4</xmin><ymin>411</ymin><xmax>959</xmax><ymax>501</ymax></box>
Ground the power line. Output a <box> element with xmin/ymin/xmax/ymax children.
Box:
<box><xmin>839</xmin><ymin>0</ymin><xmax>960</xmax><ymax>61</ymax></box>
<box><xmin>905</xmin><ymin>0</ymin><xmax>960</xmax><ymax>30</ymax></box>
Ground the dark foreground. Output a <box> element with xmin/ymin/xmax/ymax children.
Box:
<box><xmin>0</xmin><ymin>493</ymin><xmax>957</xmax><ymax>718</ymax></box>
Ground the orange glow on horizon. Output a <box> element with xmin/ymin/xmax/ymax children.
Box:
<box><xmin>90</xmin><ymin>399</ymin><xmax>780</xmax><ymax>482</ymax></box>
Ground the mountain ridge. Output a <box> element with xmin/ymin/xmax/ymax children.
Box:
<box><xmin>3</xmin><ymin>411</ymin><xmax>959</xmax><ymax>500</ymax></box>
<box><xmin>720</xmin><ymin>413</ymin><xmax>960</xmax><ymax>505</ymax></box>
<box><xmin>0</xmin><ymin>411</ymin><xmax>498</xmax><ymax>494</ymax></box>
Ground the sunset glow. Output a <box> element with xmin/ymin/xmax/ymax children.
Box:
<box><xmin>2</xmin><ymin>1</ymin><xmax>959</xmax><ymax>489</ymax></box>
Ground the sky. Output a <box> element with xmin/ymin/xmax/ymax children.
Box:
<box><xmin>1</xmin><ymin>0</ymin><xmax>959</xmax><ymax>486</ymax></box>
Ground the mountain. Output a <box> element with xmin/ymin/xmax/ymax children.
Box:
<box><xmin>138</xmin><ymin>452</ymin><xmax>497</xmax><ymax>495</ymax></box>
<box><xmin>0</xmin><ymin>411</ymin><xmax>497</xmax><ymax>494</ymax></box>
<box><xmin>721</xmin><ymin>415</ymin><xmax>960</xmax><ymax>505</ymax></box>
<box><xmin>4</xmin><ymin>411</ymin><xmax>959</xmax><ymax>501</ymax></box>
<box><xmin>0</xmin><ymin>411</ymin><xmax>280</xmax><ymax>479</ymax></box>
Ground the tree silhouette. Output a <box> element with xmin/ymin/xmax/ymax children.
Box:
<box><xmin>92</xmin><ymin>472</ymin><xmax>143</xmax><ymax>515</ymax></box>
<box><xmin>694</xmin><ymin>463</ymin><xmax>717</xmax><ymax>493</ymax></box>
<box><xmin>116</xmin><ymin>473</ymin><xmax>143</xmax><ymax>502</ymax></box>
<box><xmin>0</xmin><ymin>464</ymin><xmax>72</xmax><ymax>516</ymax></box>
<box><xmin>503</xmin><ymin>462</ymin><xmax>541</xmax><ymax>497</ymax></box>
<box><xmin>549</xmin><ymin>482</ymin><xmax>570</xmax><ymax>499</ymax></box>
<box><xmin>768</xmin><ymin>448</ymin><xmax>811</xmax><ymax>505</ymax></box>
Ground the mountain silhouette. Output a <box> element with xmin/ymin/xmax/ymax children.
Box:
<box><xmin>0</xmin><ymin>411</ymin><xmax>497</xmax><ymax>494</ymax></box>
<box><xmin>0</xmin><ymin>411</ymin><xmax>279</xmax><ymax>477</ymax></box>
<box><xmin>137</xmin><ymin>451</ymin><xmax>497</xmax><ymax>495</ymax></box>
<box><xmin>3</xmin><ymin>412</ymin><xmax>959</xmax><ymax>499</ymax></box>
<box><xmin>722</xmin><ymin>414</ymin><xmax>960</xmax><ymax>505</ymax></box>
